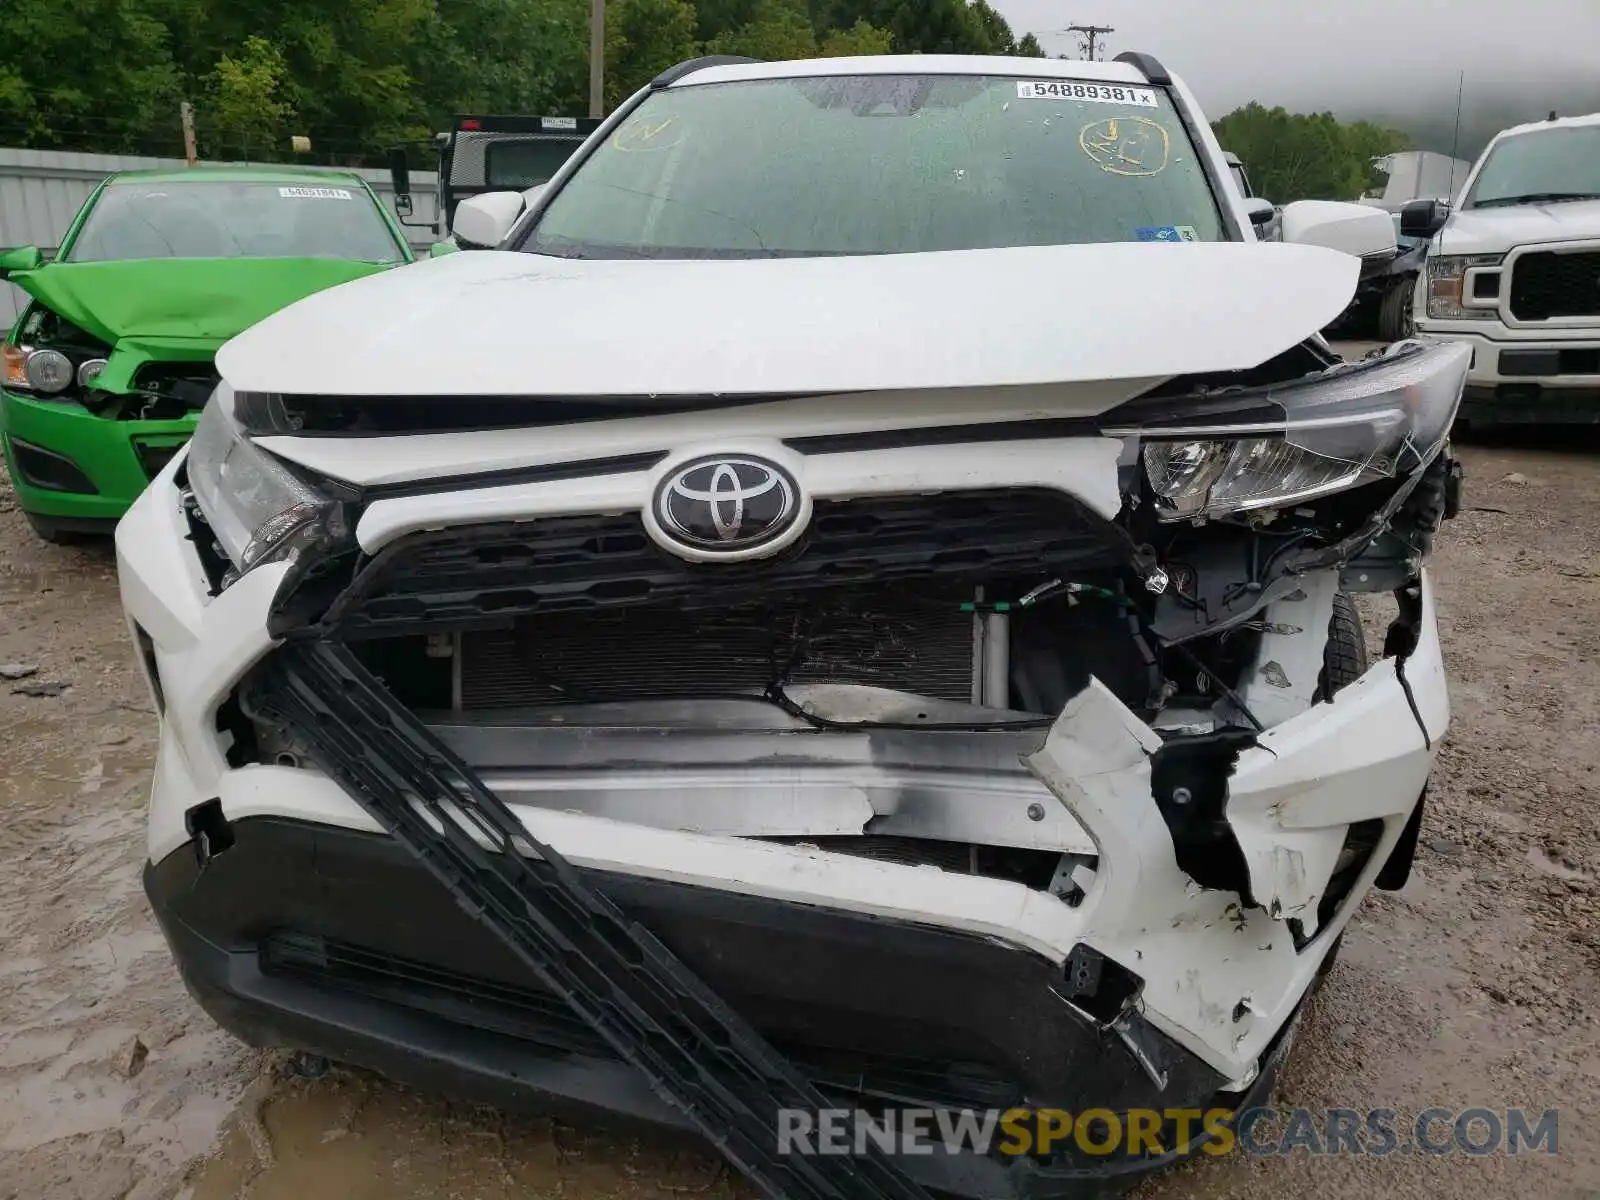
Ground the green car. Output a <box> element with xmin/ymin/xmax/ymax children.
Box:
<box><xmin>0</xmin><ymin>166</ymin><xmax>418</xmax><ymax>541</ymax></box>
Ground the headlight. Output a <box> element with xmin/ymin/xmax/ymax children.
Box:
<box><xmin>187</xmin><ymin>384</ymin><xmax>348</xmax><ymax>583</ymax></box>
<box><xmin>1425</xmin><ymin>253</ymin><xmax>1503</xmax><ymax>320</ymax></box>
<box><xmin>1138</xmin><ymin>340</ymin><xmax>1470</xmax><ymax>523</ymax></box>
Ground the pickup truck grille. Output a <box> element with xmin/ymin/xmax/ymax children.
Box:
<box><xmin>1510</xmin><ymin>251</ymin><xmax>1600</xmax><ymax>321</ymax></box>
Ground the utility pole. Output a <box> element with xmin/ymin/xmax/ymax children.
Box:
<box><xmin>1065</xmin><ymin>22</ymin><xmax>1115</xmax><ymax>61</ymax></box>
<box><xmin>589</xmin><ymin>0</ymin><xmax>605</xmax><ymax>119</ymax></box>
<box><xmin>180</xmin><ymin>101</ymin><xmax>198</xmax><ymax>166</ymax></box>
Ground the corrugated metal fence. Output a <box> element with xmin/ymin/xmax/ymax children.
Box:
<box><xmin>0</xmin><ymin>147</ymin><xmax>442</xmax><ymax>326</ymax></box>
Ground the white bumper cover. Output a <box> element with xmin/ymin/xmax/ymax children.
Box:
<box><xmin>119</xmin><ymin>462</ymin><xmax>1448</xmax><ymax>1086</ymax></box>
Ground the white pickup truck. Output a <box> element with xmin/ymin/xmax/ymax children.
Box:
<box><xmin>1406</xmin><ymin>111</ymin><xmax>1600</xmax><ymax>425</ymax></box>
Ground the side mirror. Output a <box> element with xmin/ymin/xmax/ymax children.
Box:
<box><xmin>429</xmin><ymin>240</ymin><xmax>460</xmax><ymax>258</ymax></box>
<box><xmin>388</xmin><ymin>147</ymin><xmax>413</xmax><ymax>217</ymax></box>
<box><xmin>521</xmin><ymin>182</ymin><xmax>549</xmax><ymax>207</ymax></box>
<box><xmin>451</xmin><ymin>191</ymin><xmax>526</xmax><ymax>249</ymax></box>
<box><xmin>1243</xmin><ymin>197</ymin><xmax>1277</xmax><ymax>226</ymax></box>
<box><xmin>0</xmin><ymin>245</ymin><xmax>44</xmax><ymax>279</ymax></box>
<box><xmin>1280</xmin><ymin>200</ymin><xmax>1398</xmax><ymax>260</ymax></box>
<box><xmin>1399</xmin><ymin>198</ymin><xmax>1450</xmax><ymax>239</ymax></box>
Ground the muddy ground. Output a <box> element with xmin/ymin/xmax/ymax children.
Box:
<box><xmin>2</xmin><ymin>390</ymin><xmax>1598</xmax><ymax>1199</ymax></box>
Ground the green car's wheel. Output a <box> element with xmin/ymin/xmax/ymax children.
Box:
<box><xmin>25</xmin><ymin>511</ymin><xmax>90</xmax><ymax>545</ymax></box>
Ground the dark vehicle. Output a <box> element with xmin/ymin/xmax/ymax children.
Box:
<box><xmin>1329</xmin><ymin>212</ymin><xmax>1435</xmax><ymax>342</ymax></box>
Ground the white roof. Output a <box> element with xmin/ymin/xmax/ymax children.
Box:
<box><xmin>674</xmin><ymin>54</ymin><xmax>1155</xmax><ymax>88</ymax></box>
<box><xmin>1490</xmin><ymin>110</ymin><xmax>1600</xmax><ymax>144</ymax></box>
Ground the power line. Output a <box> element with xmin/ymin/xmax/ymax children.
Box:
<box><xmin>1064</xmin><ymin>22</ymin><xmax>1115</xmax><ymax>61</ymax></box>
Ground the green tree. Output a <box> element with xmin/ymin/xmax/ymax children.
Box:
<box><xmin>0</xmin><ymin>0</ymin><xmax>184</xmax><ymax>153</ymax></box>
<box><xmin>605</xmin><ymin>0</ymin><xmax>700</xmax><ymax>107</ymax></box>
<box><xmin>818</xmin><ymin>19</ymin><xmax>894</xmax><ymax>55</ymax></box>
<box><xmin>207</xmin><ymin>36</ymin><xmax>295</xmax><ymax>159</ymax></box>
<box><xmin>1212</xmin><ymin>102</ymin><xmax>1408</xmax><ymax>203</ymax></box>
<box><xmin>707</xmin><ymin>0</ymin><xmax>819</xmax><ymax>60</ymax></box>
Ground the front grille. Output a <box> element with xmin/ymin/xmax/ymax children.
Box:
<box><xmin>333</xmin><ymin>489</ymin><xmax>1116</xmax><ymax>639</ymax></box>
<box><xmin>133</xmin><ymin>363</ymin><xmax>219</xmax><ymax>409</ymax></box>
<box><xmin>260</xmin><ymin>930</ymin><xmax>1022</xmax><ymax>1110</ymax></box>
<box><xmin>134</xmin><ymin>439</ymin><xmax>184</xmax><ymax>481</ymax></box>
<box><xmin>461</xmin><ymin>585</ymin><xmax>977</xmax><ymax>707</ymax></box>
<box><xmin>1510</xmin><ymin>250</ymin><xmax>1600</xmax><ymax>320</ymax></box>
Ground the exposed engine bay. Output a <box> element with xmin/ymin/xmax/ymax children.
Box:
<box><xmin>9</xmin><ymin>306</ymin><xmax>217</xmax><ymax>420</ymax></box>
<box><xmin>219</xmin><ymin>339</ymin><xmax>1465</xmax><ymax>939</ymax></box>
<box><xmin>125</xmin><ymin>325</ymin><xmax>1466</xmax><ymax>1200</ymax></box>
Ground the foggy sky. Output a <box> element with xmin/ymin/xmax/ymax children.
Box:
<box><xmin>992</xmin><ymin>0</ymin><xmax>1599</xmax><ymax>134</ymax></box>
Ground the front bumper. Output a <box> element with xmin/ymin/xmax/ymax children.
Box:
<box><xmin>147</xmin><ymin>814</ymin><xmax>1300</xmax><ymax>1198</ymax></box>
<box><xmin>1411</xmin><ymin>324</ymin><xmax>1600</xmax><ymax>422</ymax></box>
<box><xmin>0</xmin><ymin>386</ymin><xmax>195</xmax><ymax>520</ymax></box>
<box><xmin>120</xmin><ymin>453</ymin><xmax>1448</xmax><ymax>1195</ymax></box>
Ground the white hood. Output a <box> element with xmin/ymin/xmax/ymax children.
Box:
<box><xmin>216</xmin><ymin>242</ymin><xmax>1358</xmax><ymax>399</ymax></box>
<box><xmin>1439</xmin><ymin>199</ymin><xmax>1600</xmax><ymax>256</ymax></box>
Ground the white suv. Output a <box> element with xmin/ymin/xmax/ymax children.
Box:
<box><xmin>1407</xmin><ymin>111</ymin><xmax>1600</xmax><ymax>425</ymax></box>
<box><xmin>119</xmin><ymin>53</ymin><xmax>1466</xmax><ymax>1199</ymax></box>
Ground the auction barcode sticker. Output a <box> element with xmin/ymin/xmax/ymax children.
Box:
<box><xmin>279</xmin><ymin>186</ymin><xmax>354</xmax><ymax>200</ymax></box>
<box><xmin>1016</xmin><ymin>81</ymin><xmax>1159</xmax><ymax>107</ymax></box>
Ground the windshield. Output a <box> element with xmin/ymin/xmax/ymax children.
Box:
<box><xmin>1465</xmin><ymin>126</ymin><xmax>1600</xmax><ymax>208</ymax></box>
<box><xmin>522</xmin><ymin>74</ymin><xmax>1226</xmax><ymax>259</ymax></box>
<box><xmin>486</xmin><ymin>139</ymin><xmax>581</xmax><ymax>188</ymax></box>
<box><xmin>66</xmin><ymin>181</ymin><xmax>405</xmax><ymax>263</ymax></box>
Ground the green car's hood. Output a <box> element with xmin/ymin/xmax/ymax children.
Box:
<box><xmin>9</xmin><ymin>257</ymin><xmax>396</xmax><ymax>346</ymax></box>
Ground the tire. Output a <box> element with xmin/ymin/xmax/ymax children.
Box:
<box><xmin>25</xmin><ymin>512</ymin><xmax>84</xmax><ymax>545</ymax></box>
<box><xmin>1313</xmin><ymin>931</ymin><xmax>1345</xmax><ymax>990</ymax></box>
<box><xmin>1316</xmin><ymin>591</ymin><xmax>1368</xmax><ymax>701</ymax></box>
<box><xmin>1377</xmin><ymin>277</ymin><xmax>1416</xmax><ymax>343</ymax></box>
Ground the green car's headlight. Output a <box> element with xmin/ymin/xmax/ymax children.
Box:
<box><xmin>187</xmin><ymin>384</ymin><xmax>347</xmax><ymax>584</ymax></box>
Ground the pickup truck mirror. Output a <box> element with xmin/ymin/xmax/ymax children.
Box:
<box><xmin>452</xmin><ymin>191</ymin><xmax>526</xmax><ymax>249</ymax></box>
<box><xmin>1279</xmin><ymin>200</ymin><xmax>1398</xmax><ymax>260</ymax></box>
<box><xmin>0</xmin><ymin>245</ymin><xmax>44</xmax><ymax>279</ymax></box>
<box><xmin>388</xmin><ymin>147</ymin><xmax>413</xmax><ymax>217</ymax></box>
<box><xmin>1242</xmin><ymin>197</ymin><xmax>1276</xmax><ymax>226</ymax></box>
<box><xmin>1399</xmin><ymin>199</ymin><xmax>1450</xmax><ymax>239</ymax></box>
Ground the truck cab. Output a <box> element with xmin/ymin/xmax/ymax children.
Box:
<box><xmin>390</xmin><ymin>115</ymin><xmax>604</xmax><ymax>242</ymax></box>
<box><xmin>1406</xmin><ymin>111</ymin><xmax>1600</xmax><ymax>425</ymax></box>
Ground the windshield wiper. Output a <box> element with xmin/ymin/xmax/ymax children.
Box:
<box><xmin>1472</xmin><ymin>192</ymin><xmax>1600</xmax><ymax>208</ymax></box>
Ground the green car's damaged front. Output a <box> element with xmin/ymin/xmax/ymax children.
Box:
<box><xmin>1</xmin><ymin>169</ymin><xmax>412</xmax><ymax>541</ymax></box>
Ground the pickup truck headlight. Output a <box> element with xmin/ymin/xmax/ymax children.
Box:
<box><xmin>186</xmin><ymin>384</ymin><xmax>347</xmax><ymax>583</ymax></box>
<box><xmin>1139</xmin><ymin>340</ymin><xmax>1470</xmax><ymax>522</ymax></box>
<box><xmin>1425</xmin><ymin>253</ymin><xmax>1503</xmax><ymax>320</ymax></box>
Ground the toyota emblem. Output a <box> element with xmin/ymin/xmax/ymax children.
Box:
<box><xmin>648</xmin><ymin>455</ymin><xmax>806</xmax><ymax>560</ymax></box>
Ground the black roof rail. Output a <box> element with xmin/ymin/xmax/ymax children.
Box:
<box><xmin>1113</xmin><ymin>51</ymin><xmax>1172</xmax><ymax>86</ymax></box>
<box><xmin>651</xmin><ymin>55</ymin><xmax>761</xmax><ymax>88</ymax></box>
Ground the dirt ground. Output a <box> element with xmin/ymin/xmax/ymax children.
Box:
<box><xmin>2</xmin><ymin>383</ymin><xmax>1598</xmax><ymax>1199</ymax></box>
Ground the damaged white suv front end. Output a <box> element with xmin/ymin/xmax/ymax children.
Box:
<box><xmin>119</xmin><ymin>53</ymin><xmax>1467</xmax><ymax>1200</ymax></box>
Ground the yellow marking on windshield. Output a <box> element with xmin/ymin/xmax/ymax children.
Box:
<box><xmin>1078</xmin><ymin>116</ymin><xmax>1171</xmax><ymax>177</ymax></box>
<box><xmin>613</xmin><ymin>117</ymin><xmax>685</xmax><ymax>152</ymax></box>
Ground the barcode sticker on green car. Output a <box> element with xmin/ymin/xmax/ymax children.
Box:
<box><xmin>278</xmin><ymin>186</ymin><xmax>354</xmax><ymax>200</ymax></box>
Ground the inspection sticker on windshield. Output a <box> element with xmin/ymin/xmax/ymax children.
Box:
<box><xmin>1016</xmin><ymin>81</ymin><xmax>1158</xmax><ymax>106</ymax></box>
<box><xmin>278</xmin><ymin>186</ymin><xmax>353</xmax><ymax>200</ymax></box>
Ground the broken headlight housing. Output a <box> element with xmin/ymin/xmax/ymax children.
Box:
<box><xmin>187</xmin><ymin>383</ymin><xmax>348</xmax><ymax>583</ymax></box>
<box><xmin>1138</xmin><ymin>340</ymin><xmax>1470</xmax><ymax>523</ymax></box>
